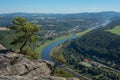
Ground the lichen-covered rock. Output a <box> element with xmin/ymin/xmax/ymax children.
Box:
<box><xmin>0</xmin><ymin>52</ymin><xmax>78</xmax><ymax>80</ymax></box>
<box><xmin>0</xmin><ymin>76</ymin><xmax>79</xmax><ymax>80</ymax></box>
<box><xmin>0</xmin><ymin>76</ymin><xmax>30</xmax><ymax>80</ymax></box>
<box><xmin>0</xmin><ymin>53</ymin><xmax>52</xmax><ymax>77</ymax></box>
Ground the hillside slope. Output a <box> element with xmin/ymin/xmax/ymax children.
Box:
<box><xmin>58</xmin><ymin>19</ymin><xmax>120</xmax><ymax>80</ymax></box>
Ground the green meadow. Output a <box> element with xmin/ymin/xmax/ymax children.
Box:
<box><xmin>106</xmin><ymin>26</ymin><xmax>120</xmax><ymax>35</ymax></box>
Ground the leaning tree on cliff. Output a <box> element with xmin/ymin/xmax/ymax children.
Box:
<box><xmin>11</xmin><ymin>17</ymin><xmax>40</xmax><ymax>54</ymax></box>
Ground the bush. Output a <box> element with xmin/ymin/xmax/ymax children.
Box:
<box><xmin>22</xmin><ymin>46</ymin><xmax>40</xmax><ymax>59</ymax></box>
<box><xmin>53</xmin><ymin>67</ymin><xmax>74</xmax><ymax>78</ymax></box>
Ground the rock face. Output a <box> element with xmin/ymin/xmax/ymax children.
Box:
<box><xmin>0</xmin><ymin>44</ymin><xmax>6</xmax><ymax>50</ymax></box>
<box><xmin>0</xmin><ymin>52</ymin><xmax>78</xmax><ymax>80</ymax></box>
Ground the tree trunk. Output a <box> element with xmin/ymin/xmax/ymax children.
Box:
<box><xmin>20</xmin><ymin>40</ymin><xmax>28</xmax><ymax>53</ymax></box>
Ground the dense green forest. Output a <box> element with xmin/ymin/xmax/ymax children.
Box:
<box><xmin>55</xmin><ymin>19</ymin><xmax>120</xmax><ymax>80</ymax></box>
<box><xmin>0</xmin><ymin>31</ymin><xmax>15</xmax><ymax>48</ymax></box>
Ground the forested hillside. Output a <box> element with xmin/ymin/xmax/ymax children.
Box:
<box><xmin>0</xmin><ymin>31</ymin><xmax>15</xmax><ymax>48</ymax></box>
<box><xmin>58</xmin><ymin>19</ymin><xmax>120</xmax><ymax>80</ymax></box>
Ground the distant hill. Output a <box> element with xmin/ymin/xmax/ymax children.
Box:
<box><xmin>0</xmin><ymin>11</ymin><xmax>120</xmax><ymax>27</ymax></box>
<box><xmin>0</xmin><ymin>11</ymin><xmax>120</xmax><ymax>19</ymax></box>
<box><xmin>61</xmin><ymin>19</ymin><xmax>120</xmax><ymax>70</ymax></box>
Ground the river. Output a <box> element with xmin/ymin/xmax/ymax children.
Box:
<box><xmin>40</xmin><ymin>20</ymin><xmax>110</xmax><ymax>79</ymax></box>
<box><xmin>41</xmin><ymin>35</ymin><xmax>76</xmax><ymax>63</ymax></box>
<box><xmin>41</xmin><ymin>20</ymin><xmax>110</xmax><ymax>62</ymax></box>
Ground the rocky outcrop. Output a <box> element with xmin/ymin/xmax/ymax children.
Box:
<box><xmin>0</xmin><ymin>76</ymin><xmax>78</xmax><ymax>80</ymax></box>
<box><xmin>0</xmin><ymin>44</ymin><xmax>6</xmax><ymax>50</ymax></box>
<box><xmin>0</xmin><ymin>52</ymin><xmax>78</xmax><ymax>80</ymax></box>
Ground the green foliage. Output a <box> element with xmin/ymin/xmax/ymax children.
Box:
<box><xmin>0</xmin><ymin>30</ymin><xmax>15</xmax><ymax>48</ymax></box>
<box><xmin>53</xmin><ymin>67</ymin><xmax>74</xmax><ymax>78</ymax></box>
<box><xmin>11</xmin><ymin>17</ymin><xmax>40</xmax><ymax>54</ymax></box>
<box><xmin>62</xmin><ymin>27</ymin><xmax>120</xmax><ymax>69</ymax></box>
<box><xmin>22</xmin><ymin>46</ymin><xmax>33</xmax><ymax>55</ymax></box>
<box><xmin>60</xmin><ymin>20</ymin><xmax>120</xmax><ymax>80</ymax></box>
<box><xmin>51</xmin><ymin>46</ymin><xmax>66</xmax><ymax>64</ymax></box>
<box><xmin>22</xmin><ymin>46</ymin><xmax>40</xmax><ymax>59</ymax></box>
<box><xmin>7</xmin><ymin>17</ymin><xmax>41</xmax><ymax>59</ymax></box>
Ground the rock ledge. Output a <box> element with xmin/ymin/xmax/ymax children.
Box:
<box><xmin>0</xmin><ymin>52</ymin><xmax>78</xmax><ymax>80</ymax></box>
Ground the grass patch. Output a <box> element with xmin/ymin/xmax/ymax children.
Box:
<box><xmin>80</xmin><ymin>62</ymin><xmax>92</xmax><ymax>67</ymax></box>
<box><xmin>106</xmin><ymin>26</ymin><xmax>120</xmax><ymax>35</ymax></box>
<box><xmin>76</xmin><ymin>29</ymin><xmax>92</xmax><ymax>36</ymax></box>
<box><xmin>53</xmin><ymin>67</ymin><xmax>74</xmax><ymax>78</ymax></box>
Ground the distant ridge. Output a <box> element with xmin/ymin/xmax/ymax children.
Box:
<box><xmin>0</xmin><ymin>11</ymin><xmax>120</xmax><ymax>16</ymax></box>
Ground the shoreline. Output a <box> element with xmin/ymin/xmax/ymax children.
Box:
<box><xmin>36</xmin><ymin>28</ymin><xmax>92</xmax><ymax>58</ymax></box>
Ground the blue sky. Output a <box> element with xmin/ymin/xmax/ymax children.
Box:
<box><xmin>0</xmin><ymin>0</ymin><xmax>120</xmax><ymax>13</ymax></box>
